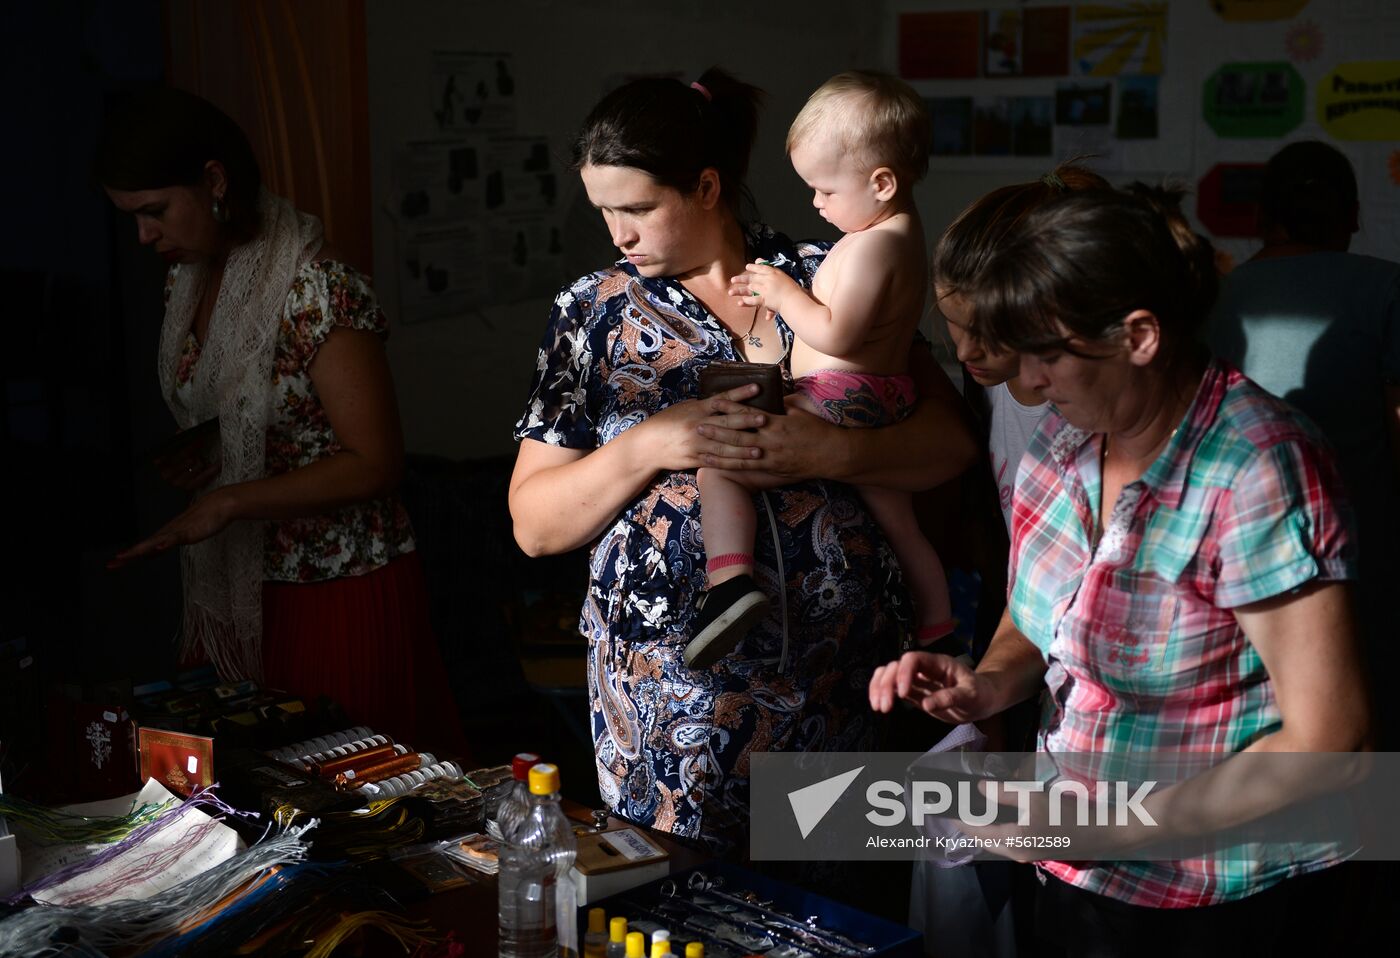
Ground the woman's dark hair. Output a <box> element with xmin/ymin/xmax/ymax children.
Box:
<box><xmin>94</xmin><ymin>86</ymin><xmax>262</xmax><ymax>242</ymax></box>
<box><xmin>571</xmin><ymin>67</ymin><xmax>764</xmax><ymax>218</ymax></box>
<box><xmin>1259</xmin><ymin>139</ymin><xmax>1358</xmax><ymax>247</ymax></box>
<box><xmin>933</xmin><ymin>162</ymin><xmax>1110</xmax><ymax>299</ymax></box>
<box><xmin>963</xmin><ymin>184</ymin><xmax>1219</xmax><ymax>371</ymax></box>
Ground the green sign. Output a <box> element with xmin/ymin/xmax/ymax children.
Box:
<box><xmin>1203</xmin><ymin>62</ymin><xmax>1304</xmax><ymax>138</ymax></box>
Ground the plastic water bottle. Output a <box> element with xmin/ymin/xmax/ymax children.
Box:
<box><xmin>583</xmin><ymin>907</ymin><xmax>608</xmax><ymax>957</ymax></box>
<box><xmin>497</xmin><ymin>763</ymin><xmax>578</xmax><ymax>958</ymax></box>
<box><xmin>495</xmin><ymin>751</ymin><xmax>541</xmax><ymax>841</ymax></box>
<box><xmin>606</xmin><ymin>917</ymin><xmax>629</xmax><ymax>958</ymax></box>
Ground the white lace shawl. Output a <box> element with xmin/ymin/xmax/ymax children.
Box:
<box><xmin>158</xmin><ymin>191</ymin><xmax>323</xmax><ymax>679</ymax></box>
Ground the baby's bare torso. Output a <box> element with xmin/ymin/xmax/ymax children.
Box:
<box><xmin>791</xmin><ymin>210</ymin><xmax>928</xmax><ymax>379</ymax></box>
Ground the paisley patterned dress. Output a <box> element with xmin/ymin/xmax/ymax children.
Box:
<box><xmin>513</xmin><ymin>226</ymin><xmax>909</xmax><ymax>850</ymax></box>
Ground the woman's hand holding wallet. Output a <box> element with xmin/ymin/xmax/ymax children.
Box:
<box><xmin>699</xmin><ymin>360</ymin><xmax>787</xmax><ymax>415</ymax></box>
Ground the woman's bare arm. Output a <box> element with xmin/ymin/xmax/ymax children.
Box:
<box><xmin>509</xmin><ymin>387</ymin><xmax>773</xmax><ymax>556</ymax></box>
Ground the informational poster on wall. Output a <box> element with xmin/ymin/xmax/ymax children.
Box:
<box><xmin>386</xmin><ymin>51</ymin><xmax>564</xmax><ymax>322</ymax></box>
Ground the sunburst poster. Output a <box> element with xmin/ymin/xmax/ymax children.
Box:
<box><xmin>1074</xmin><ymin>3</ymin><xmax>1168</xmax><ymax>77</ymax></box>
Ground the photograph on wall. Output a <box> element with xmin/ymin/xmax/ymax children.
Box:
<box><xmin>984</xmin><ymin>9</ymin><xmax>1022</xmax><ymax>76</ymax></box>
<box><xmin>430</xmin><ymin>51</ymin><xmax>517</xmax><ymax>134</ymax></box>
<box><xmin>1204</xmin><ymin>62</ymin><xmax>1304</xmax><ymax>138</ymax></box>
<box><xmin>972</xmin><ymin>97</ymin><xmax>1012</xmax><ymax>155</ymax></box>
<box><xmin>1074</xmin><ymin>3</ymin><xmax>1167</xmax><ymax>77</ymax></box>
<box><xmin>1011</xmin><ymin>97</ymin><xmax>1055</xmax><ymax>155</ymax></box>
<box><xmin>899</xmin><ymin>10</ymin><xmax>980</xmax><ymax>79</ymax></box>
<box><xmin>1317</xmin><ymin>61</ymin><xmax>1400</xmax><ymax>140</ymax></box>
<box><xmin>927</xmin><ymin>97</ymin><xmax>973</xmax><ymax>156</ymax></box>
<box><xmin>1117</xmin><ymin>76</ymin><xmax>1160</xmax><ymax>138</ymax></box>
<box><xmin>1056</xmin><ymin>81</ymin><xmax>1112</xmax><ymax>125</ymax></box>
<box><xmin>1023</xmin><ymin>6</ymin><xmax>1073</xmax><ymax>76</ymax></box>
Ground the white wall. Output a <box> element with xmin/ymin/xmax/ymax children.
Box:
<box><xmin>368</xmin><ymin>0</ymin><xmax>1400</xmax><ymax>459</ymax></box>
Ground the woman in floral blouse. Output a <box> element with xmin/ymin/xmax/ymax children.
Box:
<box><xmin>97</xmin><ymin>87</ymin><xmax>458</xmax><ymax>747</ymax></box>
<box><xmin>511</xmin><ymin>69</ymin><xmax>975</xmax><ymax>848</ymax></box>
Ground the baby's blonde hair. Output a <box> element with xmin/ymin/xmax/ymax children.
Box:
<box><xmin>786</xmin><ymin>70</ymin><xmax>930</xmax><ymax>183</ymax></box>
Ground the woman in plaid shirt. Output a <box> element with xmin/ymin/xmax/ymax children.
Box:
<box><xmin>872</xmin><ymin>185</ymin><xmax>1372</xmax><ymax>953</ymax></box>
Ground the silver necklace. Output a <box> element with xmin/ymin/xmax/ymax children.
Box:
<box><xmin>742</xmin><ymin>304</ymin><xmax>763</xmax><ymax>348</ymax></box>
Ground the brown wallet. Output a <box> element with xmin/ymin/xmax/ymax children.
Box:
<box><xmin>698</xmin><ymin>361</ymin><xmax>787</xmax><ymax>415</ymax></box>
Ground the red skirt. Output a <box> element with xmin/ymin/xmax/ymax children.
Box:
<box><xmin>262</xmin><ymin>552</ymin><xmax>470</xmax><ymax>760</ymax></box>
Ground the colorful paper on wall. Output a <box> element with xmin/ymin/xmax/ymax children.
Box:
<box><xmin>973</xmin><ymin>97</ymin><xmax>1012</xmax><ymax>155</ymax></box>
<box><xmin>1074</xmin><ymin>3</ymin><xmax>1167</xmax><ymax>77</ymax></box>
<box><xmin>1024</xmin><ymin>7</ymin><xmax>1073</xmax><ymax>76</ymax></box>
<box><xmin>984</xmin><ymin>9</ymin><xmax>1023</xmax><ymax>76</ymax></box>
<box><xmin>1197</xmin><ymin>163</ymin><xmax>1268</xmax><ymax>237</ymax></box>
<box><xmin>1203</xmin><ymin>63</ymin><xmax>1304</xmax><ymax>138</ymax></box>
<box><xmin>1056</xmin><ymin>82</ymin><xmax>1112</xmax><ymax>126</ymax></box>
<box><xmin>1117</xmin><ymin>76</ymin><xmax>1160</xmax><ymax>138</ymax></box>
<box><xmin>1011</xmin><ymin>97</ymin><xmax>1055</xmax><ymax>155</ymax></box>
<box><xmin>927</xmin><ymin>97</ymin><xmax>973</xmax><ymax>156</ymax></box>
<box><xmin>1316</xmin><ymin>62</ymin><xmax>1400</xmax><ymax>141</ymax></box>
<box><xmin>899</xmin><ymin>11</ymin><xmax>980</xmax><ymax>79</ymax></box>
<box><xmin>1209</xmin><ymin>0</ymin><xmax>1311</xmax><ymax>22</ymax></box>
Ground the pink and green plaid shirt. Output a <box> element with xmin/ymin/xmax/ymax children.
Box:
<box><xmin>1009</xmin><ymin>359</ymin><xmax>1357</xmax><ymax>908</ymax></box>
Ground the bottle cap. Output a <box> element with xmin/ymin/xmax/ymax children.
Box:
<box><xmin>685</xmin><ymin>945</ymin><xmax>704</xmax><ymax>958</ymax></box>
<box><xmin>588</xmin><ymin>907</ymin><xmax>606</xmax><ymax>933</ymax></box>
<box><xmin>650</xmin><ymin>941</ymin><xmax>671</xmax><ymax>958</ymax></box>
<box><xmin>652</xmin><ymin>931</ymin><xmax>670</xmax><ymax>943</ymax></box>
<box><xmin>610</xmin><ymin>917</ymin><xmax>629</xmax><ymax>943</ymax></box>
<box><xmin>625</xmin><ymin>931</ymin><xmax>646</xmax><ymax>958</ymax></box>
<box><xmin>512</xmin><ymin>752</ymin><xmax>542</xmax><ymax>780</ymax></box>
<box><xmin>528</xmin><ymin>762</ymin><xmax>560</xmax><ymax>795</ymax></box>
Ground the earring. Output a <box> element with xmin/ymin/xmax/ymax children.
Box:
<box><xmin>212</xmin><ymin>197</ymin><xmax>229</xmax><ymax>223</ymax></box>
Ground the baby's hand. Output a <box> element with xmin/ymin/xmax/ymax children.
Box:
<box><xmin>727</xmin><ymin>259</ymin><xmax>798</xmax><ymax>312</ymax></box>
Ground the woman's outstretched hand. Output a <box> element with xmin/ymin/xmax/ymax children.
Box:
<box><xmin>107</xmin><ymin>489</ymin><xmax>239</xmax><ymax>569</ymax></box>
<box><xmin>869</xmin><ymin>650</ymin><xmax>1002</xmax><ymax>724</ymax></box>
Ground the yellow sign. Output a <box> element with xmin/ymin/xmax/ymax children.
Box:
<box><xmin>1317</xmin><ymin>62</ymin><xmax>1400</xmax><ymax>141</ymax></box>
<box><xmin>1211</xmin><ymin>0</ymin><xmax>1311</xmax><ymax>22</ymax></box>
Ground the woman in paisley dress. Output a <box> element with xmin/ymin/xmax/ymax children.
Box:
<box><xmin>98</xmin><ymin>87</ymin><xmax>462</xmax><ymax>748</ymax></box>
<box><xmin>510</xmin><ymin>69</ymin><xmax>975</xmax><ymax>848</ymax></box>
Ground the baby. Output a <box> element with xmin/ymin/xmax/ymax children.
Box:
<box><xmin>687</xmin><ymin>70</ymin><xmax>951</xmax><ymax>668</ymax></box>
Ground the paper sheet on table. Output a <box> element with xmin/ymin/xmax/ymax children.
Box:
<box><xmin>21</xmin><ymin>779</ymin><xmax>243</xmax><ymax>904</ymax></box>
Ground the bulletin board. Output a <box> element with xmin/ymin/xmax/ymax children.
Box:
<box><xmin>882</xmin><ymin>0</ymin><xmax>1400</xmax><ymax>265</ymax></box>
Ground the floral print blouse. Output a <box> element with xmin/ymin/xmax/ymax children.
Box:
<box><xmin>170</xmin><ymin>260</ymin><xmax>416</xmax><ymax>583</ymax></box>
<box><xmin>513</xmin><ymin>225</ymin><xmax>909</xmax><ymax>850</ymax></box>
